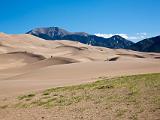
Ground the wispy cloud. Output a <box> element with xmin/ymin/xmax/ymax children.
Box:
<box><xmin>137</xmin><ymin>32</ymin><xmax>147</xmax><ymax>36</ymax></box>
<box><xmin>95</xmin><ymin>33</ymin><xmax>128</xmax><ymax>39</ymax></box>
<box><xmin>136</xmin><ymin>32</ymin><xmax>148</xmax><ymax>39</ymax></box>
<box><xmin>94</xmin><ymin>33</ymin><xmax>148</xmax><ymax>42</ymax></box>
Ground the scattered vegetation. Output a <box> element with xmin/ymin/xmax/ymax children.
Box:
<box><xmin>17</xmin><ymin>93</ymin><xmax>35</xmax><ymax>100</ymax></box>
<box><xmin>116</xmin><ymin>109</ymin><xmax>128</xmax><ymax>117</ymax></box>
<box><xmin>2</xmin><ymin>73</ymin><xmax>160</xmax><ymax>119</ymax></box>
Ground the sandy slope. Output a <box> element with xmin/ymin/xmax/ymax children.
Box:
<box><xmin>0</xmin><ymin>33</ymin><xmax>160</xmax><ymax>97</ymax></box>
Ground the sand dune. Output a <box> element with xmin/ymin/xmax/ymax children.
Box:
<box><xmin>0</xmin><ymin>52</ymin><xmax>45</xmax><ymax>70</ymax></box>
<box><xmin>8</xmin><ymin>60</ymin><xmax>160</xmax><ymax>80</ymax></box>
<box><xmin>0</xmin><ymin>33</ymin><xmax>160</xmax><ymax>97</ymax></box>
<box><xmin>0</xmin><ymin>55</ymin><xmax>79</xmax><ymax>80</ymax></box>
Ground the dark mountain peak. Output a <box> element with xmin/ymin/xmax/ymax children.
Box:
<box><xmin>149</xmin><ymin>35</ymin><xmax>160</xmax><ymax>39</ymax></box>
<box><xmin>129</xmin><ymin>35</ymin><xmax>160</xmax><ymax>52</ymax></box>
<box><xmin>26</xmin><ymin>27</ymin><xmax>91</xmax><ymax>40</ymax></box>
<box><xmin>27</xmin><ymin>26</ymin><xmax>71</xmax><ymax>38</ymax></box>
<box><xmin>110</xmin><ymin>35</ymin><xmax>125</xmax><ymax>40</ymax></box>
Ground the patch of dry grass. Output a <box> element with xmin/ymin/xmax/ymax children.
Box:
<box><xmin>1</xmin><ymin>73</ymin><xmax>160</xmax><ymax>119</ymax></box>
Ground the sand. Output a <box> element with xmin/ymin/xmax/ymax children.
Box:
<box><xmin>0</xmin><ymin>33</ymin><xmax>160</xmax><ymax>120</ymax></box>
<box><xmin>0</xmin><ymin>33</ymin><xmax>160</xmax><ymax>98</ymax></box>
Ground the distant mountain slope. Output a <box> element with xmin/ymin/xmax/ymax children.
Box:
<box><xmin>26</xmin><ymin>27</ymin><xmax>134</xmax><ymax>49</ymax></box>
<box><xmin>129</xmin><ymin>35</ymin><xmax>160</xmax><ymax>52</ymax></box>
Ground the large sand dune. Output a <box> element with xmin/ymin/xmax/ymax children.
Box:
<box><xmin>0</xmin><ymin>33</ymin><xmax>160</xmax><ymax>97</ymax></box>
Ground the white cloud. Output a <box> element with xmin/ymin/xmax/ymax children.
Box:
<box><xmin>94</xmin><ymin>33</ymin><xmax>113</xmax><ymax>38</ymax></box>
<box><xmin>136</xmin><ymin>32</ymin><xmax>148</xmax><ymax>39</ymax></box>
<box><xmin>95</xmin><ymin>33</ymin><xmax>129</xmax><ymax>39</ymax></box>
<box><xmin>95</xmin><ymin>33</ymin><xmax>148</xmax><ymax>42</ymax></box>
<box><xmin>136</xmin><ymin>32</ymin><xmax>147</xmax><ymax>36</ymax></box>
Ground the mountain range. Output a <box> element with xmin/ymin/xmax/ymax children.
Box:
<box><xmin>26</xmin><ymin>27</ymin><xmax>134</xmax><ymax>49</ymax></box>
<box><xmin>129</xmin><ymin>35</ymin><xmax>160</xmax><ymax>52</ymax></box>
<box><xmin>27</xmin><ymin>27</ymin><xmax>160</xmax><ymax>52</ymax></box>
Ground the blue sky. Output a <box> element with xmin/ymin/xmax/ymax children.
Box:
<box><xmin>0</xmin><ymin>0</ymin><xmax>160</xmax><ymax>42</ymax></box>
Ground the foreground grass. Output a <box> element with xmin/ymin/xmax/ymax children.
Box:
<box><xmin>1</xmin><ymin>73</ymin><xmax>160</xmax><ymax>119</ymax></box>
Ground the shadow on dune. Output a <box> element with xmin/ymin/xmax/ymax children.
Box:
<box><xmin>5</xmin><ymin>51</ymin><xmax>46</xmax><ymax>60</ymax></box>
<box><xmin>116</xmin><ymin>53</ymin><xmax>145</xmax><ymax>58</ymax></box>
